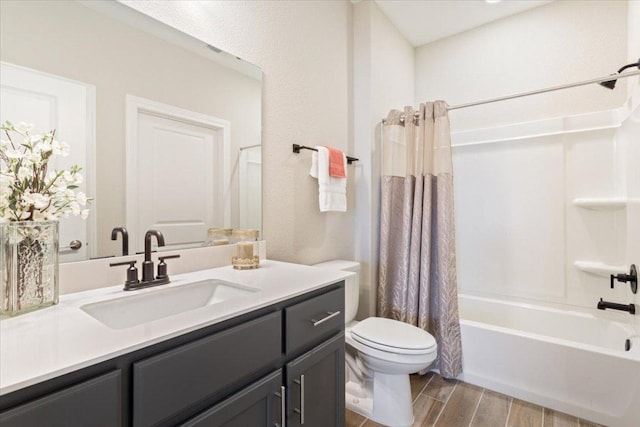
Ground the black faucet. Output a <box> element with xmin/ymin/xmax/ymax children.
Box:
<box><xmin>142</xmin><ymin>230</ymin><xmax>165</xmax><ymax>284</ymax></box>
<box><xmin>597</xmin><ymin>298</ymin><xmax>636</xmax><ymax>315</ymax></box>
<box><xmin>110</xmin><ymin>230</ymin><xmax>180</xmax><ymax>291</ymax></box>
<box><xmin>110</xmin><ymin>227</ymin><xmax>129</xmax><ymax>256</ymax></box>
<box><xmin>610</xmin><ymin>264</ymin><xmax>637</xmax><ymax>294</ymax></box>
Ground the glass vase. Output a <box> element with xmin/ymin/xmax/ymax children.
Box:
<box><xmin>1</xmin><ymin>221</ymin><xmax>59</xmax><ymax>317</ymax></box>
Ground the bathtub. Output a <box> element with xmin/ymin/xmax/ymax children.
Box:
<box><xmin>457</xmin><ymin>294</ymin><xmax>640</xmax><ymax>427</ymax></box>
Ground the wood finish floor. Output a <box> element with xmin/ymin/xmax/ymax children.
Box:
<box><xmin>346</xmin><ymin>373</ymin><xmax>605</xmax><ymax>427</ymax></box>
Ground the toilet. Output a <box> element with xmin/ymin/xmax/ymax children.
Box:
<box><xmin>313</xmin><ymin>260</ymin><xmax>437</xmax><ymax>427</ymax></box>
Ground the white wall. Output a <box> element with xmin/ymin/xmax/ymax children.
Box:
<box><xmin>415</xmin><ymin>0</ymin><xmax>630</xmax><ymax>132</ymax></box>
<box><xmin>353</xmin><ymin>0</ymin><xmax>414</xmax><ymax>318</ymax></box>
<box><xmin>121</xmin><ymin>0</ymin><xmax>354</xmax><ymax>263</ymax></box>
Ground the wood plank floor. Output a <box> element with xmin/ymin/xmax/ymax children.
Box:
<box><xmin>346</xmin><ymin>373</ymin><xmax>605</xmax><ymax>427</ymax></box>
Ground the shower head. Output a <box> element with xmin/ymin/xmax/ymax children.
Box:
<box><xmin>599</xmin><ymin>79</ymin><xmax>617</xmax><ymax>90</ymax></box>
<box><xmin>599</xmin><ymin>58</ymin><xmax>640</xmax><ymax>90</ymax></box>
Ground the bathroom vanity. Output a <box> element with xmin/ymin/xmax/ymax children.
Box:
<box><xmin>0</xmin><ymin>261</ymin><xmax>350</xmax><ymax>427</ymax></box>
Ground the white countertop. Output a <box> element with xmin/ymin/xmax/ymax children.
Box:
<box><xmin>0</xmin><ymin>260</ymin><xmax>353</xmax><ymax>396</ymax></box>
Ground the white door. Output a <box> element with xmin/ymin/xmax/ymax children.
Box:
<box><xmin>0</xmin><ymin>62</ymin><xmax>95</xmax><ymax>262</ymax></box>
<box><xmin>131</xmin><ymin>109</ymin><xmax>227</xmax><ymax>253</ymax></box>
<box><xmin>239</xmin><ymin>145</ymin><xmax>262</xmax><ymax>230</ymax></box>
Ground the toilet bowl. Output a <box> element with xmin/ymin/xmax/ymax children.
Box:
<box><xmin>312</xmin><ymin>260</ymin><xmax>437</xmax><ymax>427</ymax></box>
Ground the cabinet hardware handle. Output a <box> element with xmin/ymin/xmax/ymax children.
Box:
<box><xmin>274</xmin><ymin>385</ymin><xmax>286</xmax><ymax>427</ymax></box>
<box><xmin>311</xmin><ymin>311</ymin><xmax>341</xmax><ymax>327</ymax></box>
<box><xmin>293</xmin><ymin>375</ymin><xmax>305</xmax><ymax>424</ymax></box>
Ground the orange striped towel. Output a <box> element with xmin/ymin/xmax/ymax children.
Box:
<box><xmin>325</xmin><ymin>146</ymin><xmax>346</xmax><ymax>178</ymax></box>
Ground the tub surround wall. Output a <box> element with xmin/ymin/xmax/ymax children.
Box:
<box><xmin>453</xmin><ymin>96</ymin><xmax>639</xmax><ymax>312</ymax></box>
<box><xmin>121</xmin><ymin>0</ymin><xmax>355</xmax><ymax>265</ymax></box>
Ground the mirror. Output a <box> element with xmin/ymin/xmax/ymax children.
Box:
<box><xmin>0</xmin><ymin>0</ymin><xmax>262</xmax><ymax>261</ymax></box>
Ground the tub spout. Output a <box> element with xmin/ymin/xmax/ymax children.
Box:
<box><xmin>597</xmin><ymin>298</ymin><xmax>635</xmax><ymax>315</ymax></box>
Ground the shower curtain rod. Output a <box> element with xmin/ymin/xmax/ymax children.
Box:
<box><xmin>382</xmin><ymin>69</ymin><xmax>640</xmax><ymax>123</ymax></box>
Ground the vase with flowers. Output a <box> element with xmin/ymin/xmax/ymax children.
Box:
<box><xmin>1</xmin><ymin>120</ymin><xmax>90</xmax><ymax>316</ymax></box>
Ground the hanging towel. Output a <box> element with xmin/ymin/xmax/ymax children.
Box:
<box><xmin>325</xmin><ymin>146</ymin><xmax>347</xmax><ymax>178</ymax></box>
<box><xmin>309</xmin><ymin>146</ymin><xmax>347</xmax><ymax>212</ymax></box>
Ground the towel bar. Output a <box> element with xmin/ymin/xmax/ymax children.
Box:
<box><xmin>292</xmin><ymin>144</ymin><xmax>359</xmax><ymax>164</ymax></box>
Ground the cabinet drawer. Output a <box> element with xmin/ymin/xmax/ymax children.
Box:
<box><xmin>133</xmin><ymin>311</ymin><xmax>282</xmax><ymax>427</ymax></box>
<box><xmin>286</xmin><ymin>286</ymin><xmax>344</xmax><ymax>355</ymax></box>
<box><xmin>0</xmin><ymin>370</ymin><xmax>121</xmax><ymax>427</ymax></box>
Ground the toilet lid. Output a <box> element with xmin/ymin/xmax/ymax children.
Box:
<box><xmin>350</xmin><ymin>317</ymin><xmax>436</xmax><ymax>354</ymax></box>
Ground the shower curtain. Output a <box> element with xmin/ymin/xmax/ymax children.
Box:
<box><xmin>378</xmin><ymin>101</ymin><xmax>462</xmax><ymax>379</ymax></box>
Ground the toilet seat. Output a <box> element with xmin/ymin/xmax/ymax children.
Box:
<box><xmin>350</xmin><ymin>317</ymin><xmax>436</xmax><ymax>355</ymax></box>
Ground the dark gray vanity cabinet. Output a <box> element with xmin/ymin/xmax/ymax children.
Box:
<box><xmin>133</xmin><ymin>312</ymin><xmax>282</xmax><ymax>427</ymax></box>
<box><xmin>286</xmin><ymin>334</ymin><xmax>345</xmax><ymax>427</ymax></box>
<box><xmin>0</xmin><ymin>282</ymin><xmax>345</xmax><ymax>427</ymax></box>
<box><xmin>180</xmin><ymin>370</ymin><xmax>284</xmax><ymax>427</ymax></box>
<box><xmin>0</xmin><ymin>370</ymin><xmax>122</xmax><ymax>427</ymax></box>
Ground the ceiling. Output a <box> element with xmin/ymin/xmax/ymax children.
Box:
<box><xmin>374</xmin><ymin>0</ymin><xmax>553</xmax><ymax>47</ymax></box>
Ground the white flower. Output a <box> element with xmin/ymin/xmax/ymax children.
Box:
<box><xmin>36</xmin><ymin>139</ymin><xmax>52</xmax><ymax>154</ymax></box>
<box><xmin>52</xmin><ymin>140</ymin><xmax>70</xmax><ymax>157</ymax></box>
<box><xmin>17</xmin><ymin>166</ymin><xmax>31</xmax><ymax>182</ymax></box>
<box><xmin>0</xmin><ymin>122</ymin><xmax>91</xmax><ymax>221</ymax></box>
<box><xmin>80</xmin><ymin>209</ymin><xmax>89</xmax><ymax>219</ymax></box>
<box><xmin>76</xmin><ymin>192</ymin><xmax>87</xmax><ymax>205</ymax></box>
<box><xmin>69</xmin><ymin>201</ymin><xmax>81</xmax><ymax>216</ymax></box>
<box><xmin>25</xmin><ymin>151</ymin><xmax>42</xmax><ymax>165</ymax></box>
<box><xmin>72</xmin><ymin>172</ymin><xmax>83</xmax><ymax>185</ymax></box>
<box><xmin>62</xmin><ymin>170</ymin><xmax>74</xmax><ymax>183</ymax></box>
<box><xmin>32</xmin><ymin>193</ymin><xmax>50</xmax><ymax>210</ymax></box>
<box><xmin>4</xmin><ymin>147</ymin><xmax>23</xmax><ymax>159</ymax></box>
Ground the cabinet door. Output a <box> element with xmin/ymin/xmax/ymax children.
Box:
<box><xmin>133</xmin><ymin>311</ymin><xmax>282</xmax><ymax>427</ymax></box>
<box><xmin>180</xmin><ymin>370</ymin><xmax>284</xmax><ymax>427</ymax></box>
<box><xmin>0</xmin><ymin>370</ymin><xmax>121</xmax><ymax>427</ymax></box>
<box><xmin>286</xmin><ymin>333</ymin><xmax>345</xmax><ymax>427</ymax></box>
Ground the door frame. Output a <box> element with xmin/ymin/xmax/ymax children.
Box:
<box><xmin>125</xmin><ymin>95</ymin><xmax>231</xmax><ymax>249</ymax></box>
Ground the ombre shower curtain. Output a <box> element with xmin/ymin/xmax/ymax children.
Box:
<box><xmin>378</xmin><ymin>101</ymin><xmax>462</xmax><ymax>378</ymax></box>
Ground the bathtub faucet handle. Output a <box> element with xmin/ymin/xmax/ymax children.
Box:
<box><xmin>610</xmin><ymin>264</ymin><xmax>637</xmax><ymax>294</ymax></box>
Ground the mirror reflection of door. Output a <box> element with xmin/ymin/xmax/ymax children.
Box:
<box><xmin>0</xmin><ymin>62</ymin><xmax>95</xmax><ymax>262</ymax></box>
<box><xmin>127</xmin><ymin>96</ymin><xmax>230</xmax><ymax>254</ymax></box>
<box><xmin>239</xmin><ymin>145</ymin><xmax>262</xmax><ymax>230</ymax></box>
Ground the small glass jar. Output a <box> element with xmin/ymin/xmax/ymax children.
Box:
<box><xmin>203</xmin><ymin>228</ymin><xmax>232</xmax><ymax>246</ymax></box>
<box><xmin>231</xmin><ymin>229</ymin><xmax>259</xmax><ymax>269</ymax></box>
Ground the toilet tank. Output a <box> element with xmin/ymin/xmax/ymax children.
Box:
<box><xmin>312</xmin><ymin>260</ymin><xmax>360</xmax><ymax>324</ymax></box>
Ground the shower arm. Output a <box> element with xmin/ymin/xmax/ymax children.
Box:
<box><xmin>616</xmin><ymin>59</ymin><xmax>640</xmax><ymax>74</ymax></box>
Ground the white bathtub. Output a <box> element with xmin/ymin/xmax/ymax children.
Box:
<box><xmin>457</xmin><ymin>294</ymin><xmax>640</xmax><ymax>427</ymax></box>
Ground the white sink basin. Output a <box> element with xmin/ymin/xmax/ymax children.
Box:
<box><xmin>80</xmin><ymin>279</ymin><xmax>260</xmax><ymax>329</ymax></box>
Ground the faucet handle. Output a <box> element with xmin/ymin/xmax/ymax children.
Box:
<box><xmin>610</xmin><ymin>264</ymin><xmax>638</xmax><ymax>294</ymax></box>
<box><xmin>110</xmin><ymin>260</ymin><xmax>139</xmax><ymax>290</ymax></box>
<box><xmin>157</xmin><ymin>254</ymin><xmax>180</xmax><ymax>281</ymax></box>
